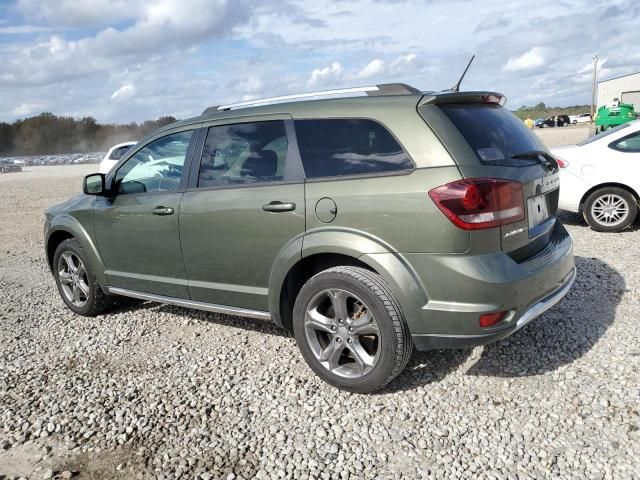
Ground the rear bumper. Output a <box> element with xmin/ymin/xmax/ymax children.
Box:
<box><xmin>363</xmin><ymin>220</ymin><xmax>575</xmax><ymax>350</ymax></box>
<box><xmin>412</xmin><ymin>266</ymin><xmax>576</xmax><ymax>350</ymax></box>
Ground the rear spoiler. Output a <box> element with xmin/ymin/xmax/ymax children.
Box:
<box><xmin>419</xmin><ymin>91</ymin><xmax>506</xmax><ymax>107</ymax></box>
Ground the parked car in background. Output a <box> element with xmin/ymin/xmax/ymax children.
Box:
<box><xmin>534</xmin><ymin>118</ymin><xmax>545</xmax><ymax>128</ymax></box>
<box><xmin>595</xmin><ymin>102</ymin><xmax>636</xmax><ymax>133</ymax></box>
<box><xmin>0</xmin><ymin>159</ymin><xmax>22</xmax><ymax>173</ymax></box>
<box><xmin>551</xmin><ymin>120</ymin><xmax>640</xmax><ymax>232</ymax></box>
<box><xmin>537</xmin><ymin>115</ymin><xmax>570</xmax><ymax>128</ymax></box>
<box><xmin>572</xmin><ymin>113</ymin><xmax>592</xmax><ymax>125</ymax></box>
<box><xmin>45</xmin><ymin>84</ymin><xmax>575</xmax><ymax>393</ymax></box>
<box><xmin>99</xmin><ymin>141</ymin><xmax>136</xmax><ymax>174</ymax></box>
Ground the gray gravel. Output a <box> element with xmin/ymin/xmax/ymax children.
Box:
<box><xmin>1</xmin><ymin>165</ymin><xmax>639</xmax><ymax>479</ymax></box>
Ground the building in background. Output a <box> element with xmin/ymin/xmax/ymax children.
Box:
<box><xmin>597</xmin><ymin>72</ymin><xmax>640</xmax><ymax>109</ymax></box>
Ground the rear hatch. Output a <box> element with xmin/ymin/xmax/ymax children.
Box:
<box><xmin>418</xmin><ymin>93</ymin><xmax>560</xmax><ymax>260</ymax></box>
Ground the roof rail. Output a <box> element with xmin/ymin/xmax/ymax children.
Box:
<box><xmin>204</xmin><ymin>83</ymin><xmax>420</xmax><ymax>114</ymax></box>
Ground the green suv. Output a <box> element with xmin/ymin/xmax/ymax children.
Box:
<box><xmin>44</xmin><ymin>84</ymin><xmax>575</xmax><ymax>393</ymax></box>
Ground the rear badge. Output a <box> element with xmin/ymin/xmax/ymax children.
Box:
<box><xmin>504</xmin><ymin>227</ymin><xmax>526</xmax><ymax>238</ymax></box>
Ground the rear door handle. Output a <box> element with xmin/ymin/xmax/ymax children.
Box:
<box><xmin>262</xmin><ymin>201</ymin><xmax>296</xmax><ymax>212</ymax></box>
<box><xmin>151</xmin><ymin>206</ymin><xmax>174</xmax><ymax>216</ymax></box>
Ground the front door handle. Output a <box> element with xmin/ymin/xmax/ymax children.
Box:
<box><xmin>262</xmin><ymin>201</ymin><xmax>296</xmax><ymax>212</ymax></box>
<box><xmin>152</xmin><ymin>206</ymin><xmax>174</xmax><ymax>216</ymax></box>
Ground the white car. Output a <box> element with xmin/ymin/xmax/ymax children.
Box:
<box><xmin>551</xmin><ymin>120</ymin><xmax>640</xmax><ymax>232</ymax></box>
<box><xmin>98</xmin><ymin>141</ymin><xmax>136</xmax><ymax>174</ymax></box>
<box><xmin>571</xmin><ymin>113</ymin><xmax>592</xmax><ymax>125</ymax></box>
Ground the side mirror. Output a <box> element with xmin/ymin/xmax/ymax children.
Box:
<box><xmin>83</xmin><ymin>173</ymin><xmax>106</xmax><ymax>195</ymax></box>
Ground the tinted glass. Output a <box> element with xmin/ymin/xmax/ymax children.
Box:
<box><xmin>294</xmin><ymin>119</ymin><xmax>413</xmax><ymax>178</ymax></box>
<box><xmin>115</xmin><ymin>131</ymin><xmax>193</xmax><ymax>194</ymax></box>
<box><xmin>109</xmin><ymin>145</ymin><xmax>132</xmax><ymax>160</ymax></box>
<box><xmin>198</xmin><ymin>121</ymin><xmax>288</xmax><ymax>188</ymax></box>
<box><xmin>441</xmin><ymin>104</ymin><xmax>547</xmax><ymax>166</ymax></box>
<box><xmin>610</xmin><ymin>131</ymin><xmax>640</xmax><ymax>152</ymax></box>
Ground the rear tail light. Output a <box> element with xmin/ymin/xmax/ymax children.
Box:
<box><xmin>428</xmin><ymin>178</ymin><xmax>525</xmax><ymax>230</ymax></box>
<box><xmin>479</xmin><ymin>311</ymin><xmax>508</xmax><ymax>328</ymax></box>
<box><xmin>555</xmin><ymin>156</ymin><xmax>569</xmax><ymax>168</ymax></box>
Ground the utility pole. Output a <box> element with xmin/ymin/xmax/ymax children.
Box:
<box><xmin>591</xmin><ymin>54</ymin><xmax>599</xmax><ymax>123</ymax></box>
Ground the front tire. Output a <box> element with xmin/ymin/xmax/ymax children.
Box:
<box><xmin>53</xmin><ymin>238</ymin><xmax>114</xmax><ymax>316</ymax></box>
<box><xmin>292</xmin><ymin>266</ymin><xmax>412</xmax><ymax>393</ymax></box>
<box><xmin>583</xmin><ymin>187</ymin><xmax>638</xmax><ymax>232</ymax></box>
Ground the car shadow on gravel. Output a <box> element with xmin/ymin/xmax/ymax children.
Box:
<box><xmin>558</xmin><ymin>210</ymin><xmax>640</xmax><ymax>231</ymax></box>
<box><xmin>384</xmin><ymin>255</ymin><xmax>624</xmax><ymax>391</ymax></box>
<box><xmin>156</xmin><ymin>304</ymin><xmax>292</xmax><ymax>338</ymax></box>
<box><xmin>384</xmin><ymin>348</ymin><xmax>473</xmax><ymax>393</ymax></box>
<box><xmin>466</xmin><ymin>255</ymin><xmax>625</xmax><ymax>377</ymax></box>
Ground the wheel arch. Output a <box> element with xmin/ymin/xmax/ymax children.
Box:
<box><xmin>579</xmin><ymin>182</ymin><xmax>640</xmax><ymax>212</ymax></box>
<box><xmin>269</xmin><ymin>228</ymin><xmax>428</xmax><ymax>332</ymax></box>
<box><xmin>276</xmin><ymin>252</ymin><xmax>375</xmax><ymax>331</ymax></box>
<box><xmin>46</xmin><ymin>216</ymin><xmax>107</xmax><ymax>285</ymax></box>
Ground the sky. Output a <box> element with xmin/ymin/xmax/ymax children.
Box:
<box><xmin>1</xmin><ymin>0</ymin><xmax>639</xmax><ymax>123</ymax></box>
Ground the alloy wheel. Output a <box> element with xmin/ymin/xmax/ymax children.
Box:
<box><xmin>591</xmin><ymin>194</ymin><xmax>629</xmax><ymax>227</ymax></box>
<box><xmin>304</xmin><ymin>288</ymin><xmax>381</xmax><ymax>379</ymax></box>
<box><xmin>58</xmin><ymin>251</ymin><xmax>90</xmax><ymax>308</ymax></box>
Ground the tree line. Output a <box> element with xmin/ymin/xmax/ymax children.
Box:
<box><xmin>0</xmin><ymin>113</ymin><xmax>177</xmax><ymax>157</ymax></box>
<box><xmin>512</xmin><ymin>102</ymin><xmax>591</xmax><ymax>121</ymax></box>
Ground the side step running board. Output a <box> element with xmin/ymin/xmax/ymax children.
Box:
<box><xmin>107</xmin><ymin>287</ymin><xmax>272</xmax><ymax>321</ymax></box>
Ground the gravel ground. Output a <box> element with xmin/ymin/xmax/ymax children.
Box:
<box><xmin>1</xmin><ymin>165</ymin><xmax>639</xmax><ymax>480</ymax></box>
<box><xmin>534</xmin><ymin>124</ymin><xmax>591</xmax><ymax>148</ymax></box>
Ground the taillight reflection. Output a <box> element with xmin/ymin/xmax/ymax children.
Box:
<box><xmin>428</xmin><ymin>178</ymin><xmax>525</xmax><ymax>230</ymax></box>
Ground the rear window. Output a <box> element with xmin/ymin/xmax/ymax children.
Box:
<box><xmin>440</xmin><ymin>104</ymin><xmax>547</xmax><ymax>166</ymax></box>
<box><xmin>294</xmin><ymin>119</ymin><xmax>413</xmax><ymax>178</ymax></box>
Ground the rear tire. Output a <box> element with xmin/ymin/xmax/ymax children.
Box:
<box><xmin>53</xmin><ymin>238</ymin><xmax>115</xmax><ymax>316</ymax></box>
<box><xmin>583</xmin><ymin>187</ymin><xmax>638</xmax><ymax>232</ymax></box>
<box><xmin>292</xmin><ymin>266</ymin><xmax>412</xmax><ymax>393</ymax></box>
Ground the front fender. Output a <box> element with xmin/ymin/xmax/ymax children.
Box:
<box><xmin>46</xmin><ymin>213</ymin><xmax>107</xmax><ymax>286</ymax></box>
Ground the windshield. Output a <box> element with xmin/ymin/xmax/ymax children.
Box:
<box><xmin>440</xmin><ymin>104</ymin><xmax>547</xmax><ymax>166</ymax></box>
<box><xmin>577</xmin><ymin>122</ymin><xmax>632</xmax><ymax>146</ymax></box>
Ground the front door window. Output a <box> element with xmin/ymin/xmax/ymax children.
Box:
<box><xmin>115</xmin><ymin>131</ymin><xmax>193</xmax><ymax>194</ymax></box>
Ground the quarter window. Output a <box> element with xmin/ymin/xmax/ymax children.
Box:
<box><xmin>294</xmin><ymin>119</ymin><xmax>413</xmax><ymax>178</ymax></box>
<box><xmin>609</xmin><ymin>132</ymin><xmax>640</xmax><ymax>152</ymax></box>
<box><xmin>115</xmin><ymin>131</ymin><xmax>193</xmax><ymax>194</ymax></box>
<box><xmin>197</xmin><ymin>121</ymin><xmax>288</xmax><ymax>188</ymax></box>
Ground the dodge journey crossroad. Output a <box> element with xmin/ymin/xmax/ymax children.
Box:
<box><xmin>44</xmin><ymin>83</ymin><xmax>575</xmax><ymax>393</ymax></box>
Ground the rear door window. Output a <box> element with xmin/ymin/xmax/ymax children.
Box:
<box><xmin>197</xmin><ymin>121</ymin><xmax>289</xmax><ymax>188</ymax></box>
<box><xmin>294</xmin><ymin>119</ymin><xmax>413</xmax><ymax>178</ymax></box>
<box><xmin>440</xmin><ymin>104</ymin><xmax>547</xmax><ymax>166</ymax></box>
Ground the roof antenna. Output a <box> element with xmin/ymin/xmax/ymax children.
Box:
<box><xmin>451</xmin><ymin>54</ymin><xmax>475</xmax><ymax>92</ymax></box>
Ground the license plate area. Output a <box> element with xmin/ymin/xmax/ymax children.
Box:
<box><xmin>528</xmin><ymin>194</ymin><xmax>550</xmax><ymax>230</ymax></box>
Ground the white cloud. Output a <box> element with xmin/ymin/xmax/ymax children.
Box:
<box><xmin>13</xmin><ymin>103</ymin><xmax>44</xmax><ymax>116</ymax></box>
<box><xmin>0</xmin><ymin>25</ymin><xmax>53</xmax><ymax>34</ymax></box>
<box><xmin>2</xmin><ymin>0</ymin><xmax>640</xmax><ymax>124</ymax></box>
<box><xmin>308</xmin><ymin>62</ymin><xmax>344</xmax><ymax>87</ymax></box>
<box><xmin>16</xmin><ymin>0</ymin><xmax>143</xmax><ymax>27</ymax></box>
<box><xmin>354</xmin><ymin>59</ymin><xmax>384</xmax><ymax>79</ymax></box>
<box><xmin>110</xmin><ymin>84</ymin><xmax>134</xmax><ymax>101</ymax></box>
<box><xmin>502</xmin><ymin>46</ymin><xmax>553</xmax><ymax>72</ymax></box>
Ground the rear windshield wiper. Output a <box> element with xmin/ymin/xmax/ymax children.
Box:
<box><xmin>511</xmin><ymin>150</ymin><xmax>558</xmax><ymax>170</ymax></box>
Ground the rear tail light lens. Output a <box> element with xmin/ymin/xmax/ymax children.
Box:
<box><xmin>479</xmin><ymin>311</ymin><xmax>508</xmax><ymax>328</ymax></box>
<box><xmin>429</xmin><ymin>178</ymin><xmax>525</xmax><ymax>230</ymax></box>
<box><xmin>555</xmin><ymin>156</ymin><xmax>569</xmax><ymax>168</ymax></box>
